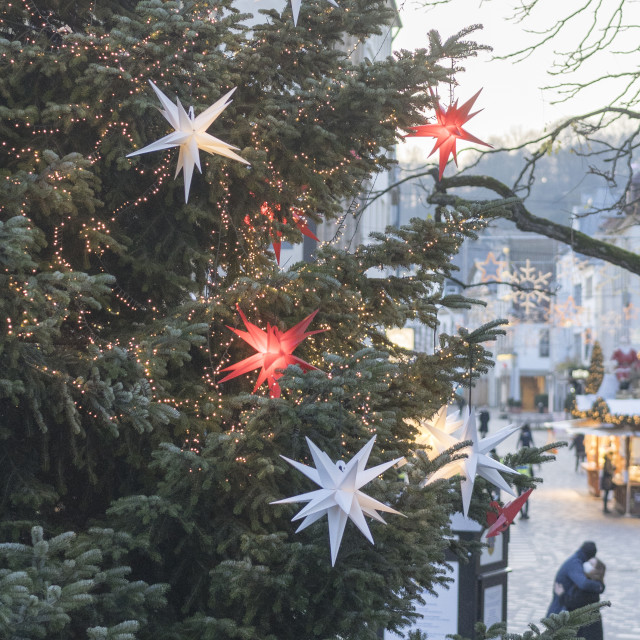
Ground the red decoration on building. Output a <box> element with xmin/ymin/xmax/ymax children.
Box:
<box><xmin>485</xmin><ymin>488</ymin><xmax>533</xmax><ymax>537</ymax></box>
<box><xmin>219</xmin><ymin>307</ymin><xmax>326</xmax><ymax>397</ymax></box>
<box><xmin>408</xmin><ymin>88</ymin><xmax>492</xmax><ymax>180</ymax></box>
<box><xmin>612</xmin><ymin>347</ymin><xmax>639</xmax><ymax>384</ymax></box>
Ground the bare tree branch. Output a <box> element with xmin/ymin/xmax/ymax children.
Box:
<box><xmin>428</xmin><ymin>173</ymin><xmax>640</xmax><ymax>276</ymax></box>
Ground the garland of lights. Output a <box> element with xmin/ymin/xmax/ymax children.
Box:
<box><xmin>1</xmin><ymin>0</ymin><xmax>504</xmax><ymax>564</ymax></box>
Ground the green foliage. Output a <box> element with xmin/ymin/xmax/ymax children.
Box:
<box><xmin>585</xmin><ymin>341</ymin><xmax>604</xmax><ymax>394</ymax></box>
<box><xmin>0</xmin><ymin>526</ymin><xmax>167</xmax><ymax>639</ymax></box>
<box><xmin>0</xmin><ymin>1</ymin><xmax>580</xmax><ymax>639</ymax></box>
<box><xmin>446</xmin><ymin>601</ymin><xmax>609</xmax><ymax>640</ymax></box>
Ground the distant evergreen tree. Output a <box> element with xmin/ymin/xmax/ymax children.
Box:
<box><xmin>586</xmin><ymin>341</ymin><xmax>605</xmax><ymax>394</ymax></box>
<box><xmin>1</xmin><ymin>1</ymin><xmax>603</xmax><ymax>638</ymax></box>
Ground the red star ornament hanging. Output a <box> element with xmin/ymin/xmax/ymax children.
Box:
<box><xmin>408</xmin><ymin>88</ymin><xmax>492</xmax><ymax>180</ymax></box>
<box><xmin>250</xmin><ymin>203</ymin><xmax>319</xmax><ymax>265</ymax></box>
<box><xmin>219</xmin><ymin>307</ymin><xmax>326</xmax><ymax>397</ymax></box>
<box><xmin>485</xmin><ymin>488</ymin><xmax>533</xmax><ymax>538</ymax></box>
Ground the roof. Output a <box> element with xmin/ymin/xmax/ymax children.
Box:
<box><xmin>544</xmin><ymin>418</ymin><xmax>639</xmax><ymax>437</ymax></box>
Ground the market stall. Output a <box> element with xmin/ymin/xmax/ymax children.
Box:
<box><xmin>543</xmin><ymin>417</ymin><xmax>640</xmax><ymax>515</ymax></box>
<box><xmin>569</xmin><ymin>424</ymin><xmax>640</xmax><ymax>516</ymax></box>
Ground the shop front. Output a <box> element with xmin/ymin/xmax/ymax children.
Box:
<box><xmin>568</xmin><ymin>423</ymin><xmax>640</xmax><ymax>516</ymax></box>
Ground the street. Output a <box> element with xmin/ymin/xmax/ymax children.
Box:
<box><xmin>494</xmin><ymin>420</ymin><xmax>640</xmax><ymax>640</ymax></box>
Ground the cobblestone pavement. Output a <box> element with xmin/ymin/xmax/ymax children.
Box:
<box><xmin>493</xmin><ymin>419</ymin><xmax>640</xmax><ymax>640</ymax></box>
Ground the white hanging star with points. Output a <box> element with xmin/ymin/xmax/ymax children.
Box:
<box><xmin>414</xmin><ymin>405</ymin><xmax>466</xmax><ymax>453</ymax></box>
<box><xmin>272</xmin><ymin>436</ymin><xmax>404</xmax><ymax>565</ymax></box>
<box><xmin>420</xmin><ymin>409</ymin><xmax>520</xmax><ymax>517</ymax></box>
<box><xmin>127</xmin><ymin>80</ymin><xmax>249</xmax><ymax>202</ymax></box>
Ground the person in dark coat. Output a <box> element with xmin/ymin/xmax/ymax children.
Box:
<box><xmin>546</xmin><ymin>541</ymin><xmax>604</xmax><ymax>617</ymax></box>
<box><xmin>601</xmin><ymin>453</ymin><xmax>615</xmax><ymax>513</ymax></box>
<box><xmin>518</xmin><ymin>423</ymin><xmax>534</xmax><ymax>448</ymax></box>
<box><xmin>563</xmin><ymin>557</ymin><xmax>606</xmax><ymax>640</ymax></box>
<box><xmin>479</xmin><ymin>409</ymin><xmax>490</xmax><ymax>438</ymax></box>
<box><xmin>569</xmin><ymin>433</ymin><xmax>586</xmax><ymax>472</ymax></box>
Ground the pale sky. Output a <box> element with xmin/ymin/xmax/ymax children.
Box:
<box><xmin>392</xmin><ymin>0</ymin><xmax>630</xmax><ymax>159</ymax></box>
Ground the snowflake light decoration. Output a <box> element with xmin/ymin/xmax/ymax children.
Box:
<box><xmin>507</xmin><ymin>259</ymin><xmax>552</xmax><ymax>321</ymax></box>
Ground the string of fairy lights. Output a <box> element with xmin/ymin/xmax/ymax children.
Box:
<box><xmin>2</xmin><ymin>0</ymin><xmax>481</xmax><ymax>451</ymax></box>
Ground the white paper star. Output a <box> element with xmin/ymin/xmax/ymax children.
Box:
<box><xmin>127</xmin><ymin>80</ymin><xmax>249</xmax><ymax>202</ymax></box>
<box><xmin>420</xmin><ymin>409</ymin><xmax>520</xmax><ymax>517</ymax></box>
<box><xmin>272</xmin><ymin>436</ymin><xmax>404</xmax><ymax>565</ymax></box>
<box><xmin>414</xmin><ymin>405</ymin><xmax>466</xmax><ymax>454</ymax></box>
<box><xmin>290</xmin><ymin>0</ymin><xmax>338</xmax><ymax>26</ymax></box>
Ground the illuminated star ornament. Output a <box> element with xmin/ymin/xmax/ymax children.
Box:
<box><xmin>219</xmin><ymin>307</ymin><xmax>326</xmax><ymax>397</ymax></box>
<box><xmin>420</xmin><ymin>409</ymin><xmax>520</xmax><ymax>517</ymax></box>
<box><xmin>271</xmin><ymin>436</ymin><xmax>404</xmax><ymax>565</ymax></box>
<box><xmin>408</xmin><ymin>88</ymin><xmax>492</xmax><ymax>180</ymax></box>
<box><xmin>476</xmin><ymin>252</ymin><xmax>508</xmax><ymax>283</ymax></box>
<box><xmin>485</xmin><ymin>489</ymin><xmax>533</xmax><ymax>538</ymax></box>
<box><xmin>290</xmin><ymin>0</ymin><xmax>338</xmax><ymax>26</ymax></box>
<box><xmin>127</xmin><ymin>80</ymin><xmax>249</xmax><ymax>202</ymax></box>
<box><xmin>414</xmin><ymin>405</ymin><xmax>466</xmax><ymax>456</ymax></box>
<box><xmin>254</xmin><ymin>203</ymin><xmax>319</xmax><ymax>265</ymax></box>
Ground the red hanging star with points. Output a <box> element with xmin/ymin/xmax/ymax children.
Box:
<box><xmin>485</xmin><ymin>488</ymin><xmax>533</xmax><ymax>538</ymax></box>
<box><xmin>245</xmin><ymin>203</ymin><xmax>319</xmax><ymax>265</ymax></box>
<box><xmin>219</xmin><ymin>306</ymin><xmax>326</xmax><ymax>397</ymax></box>
<box><xmin>408</xmin><ymin>88</ymin><xmax>492</xmax><ymax>180</ymax></box>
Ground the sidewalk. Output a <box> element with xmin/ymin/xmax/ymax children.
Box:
<box><xmin>492</xmin><ymin>419</ymin><xmax>640</xmax><ymax>640</ymax></box>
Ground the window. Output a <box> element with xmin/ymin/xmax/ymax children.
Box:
<box><xmin>585</xmin><ymin>276</ymin><xmax>593</xmax><ymax>299</ymax></box>
<box><xmin>539</xmin><ymin>328</ymin><xmax>550</xmax><ymax>357</ymax></box>
<box><xmin>573</xmin><ymin>283</ymin><xmax>582</xmax><ymax>307</ymax></box>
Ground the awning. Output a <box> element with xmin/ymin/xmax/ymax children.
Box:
<box><xmin>543</xmin><ymin>418</ymin><xmax>640</xmax><ymax>437</ymax></box>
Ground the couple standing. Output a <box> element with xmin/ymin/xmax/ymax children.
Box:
<box><xmin>547</xmin><ymin>541</ymin><xmax>605</xmax><ymax>640</ymax></box>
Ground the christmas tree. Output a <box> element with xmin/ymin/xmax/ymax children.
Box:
<box><xmin>1</xmin><ymin>1</ymin><xmax>602</xmax><ymax>638</ymax></box>
<box><xmin>585</xmin><ymin>341</ymin><xmax>605</xmax><ymax>395</ymax></box>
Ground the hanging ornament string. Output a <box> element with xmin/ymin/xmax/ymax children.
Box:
<box><xmin>344</xmin><ymin>0</ymin><xmax>408</xmax><ymax>59</ymax></box>
<box><xmin>346</xmin><ymin>171</ymin><xmax>380</xmax><ymax>251</ymax></box>
<box><xmin>450</xmin><ymin>58</ymin><xmax>455</xmax><ymax>106</ymax></box>
<box><xmin>322</xmin><ymin>0</ymin><xmax>410</xmax><ymax>250</ymax></box>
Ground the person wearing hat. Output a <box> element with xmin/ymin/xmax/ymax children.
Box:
<box><xmin>546</xmin><ymin>541</ymin><xmax>605</xmax><ymax>616</ymax></box>
<box><xmin>562</xmin><ymin>557</ymin><xmax>606</xmax><ymax>640</ymax></box>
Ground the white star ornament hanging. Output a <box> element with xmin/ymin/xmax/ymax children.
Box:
<box><xmin>421</xmin><ymin>410</ymin><xmax>520</xmax><ymax>517</ymax></box>
<box><xmin>414</xmin><ymin>404</ymin><xmax>467</xmax><ymax>453</ymax></box>
<box><xmin>271</xmin><ymin>436</ymin><xmax>404</xmax><ymax>565</ymax></box>
<box><xmin>290</xmin><ymin>0</ymin><xmax>338</xmax><ymax>26</ymax></box>
<box><xmin>127</xmin><ymin>80</ymin><xmax>249</xmax><ymax>202</ymax></box>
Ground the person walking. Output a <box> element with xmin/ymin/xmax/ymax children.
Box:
<box><xmin>546</xmin><ymin>541</ymin><xmax>604</xmax><ymax>617</ymax></box>
<box><xmin>570</xmin><ymin>433</ymin><xmax>586</xmax><ymax>472</ymax></box>
<box><xmin>601</xmin><ymin>452</ymin><xmax>615</xmax><ymax>514</ymax></box>
<box><xmin>479</xmin><ymin>408</ymin><xmax>490</xmax><ymax>438</ymax></box>
<box><xmin>562</xmin><ymin>557</ymin><xmax>606</xmax><ymax>640</ymax></box>
<box><xmin>518</xmin><ymin>423</ymin><xmax>534</xmax><ymax>448</ymax></box>
<box><xmin>516</xmin><ymin>462</ymin><xmax>533</xmax><ymax>519</ymax></box>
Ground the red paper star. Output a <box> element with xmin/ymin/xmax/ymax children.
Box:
<box><xmin>408</xmin><ymin>88</ymin><xmax>492</xmax><ymax>180</ymax></box>
<box><xmin>485</xmin><ymin>488</ymin><xmax>533</xmax><ymax>538</ymax></box>
<box><xmin>219</xmin><ymin>306</ymin><xmax>326</xmax><ymax>397</ymax></box>
<box><xmin>251</xmin><ymin>203</ymin><xmax>319</xmax><ymax>265</ymax></box>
